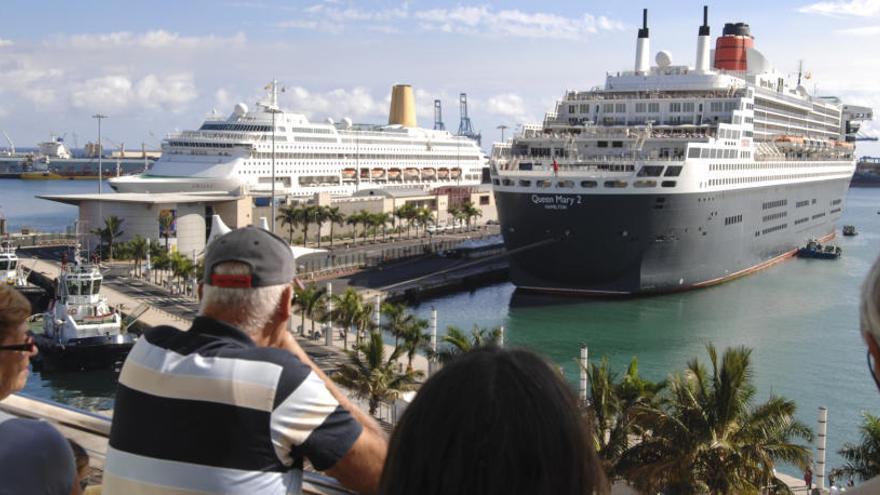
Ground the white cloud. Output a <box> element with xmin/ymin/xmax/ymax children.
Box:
<box><xmin>281</xmin><ymin>86</ymin><xmax>387</xmax><ymax>121</ymax></box>
<box><xmin>70</xmin><ymin>73</ymin><xmax>198</xmax><ymax>112</ymax></box>
<box><xmin>281</xmin><ymin>4</ymin><xmax>624</xmax><ymax>40</ymax></box>
<box><xmin>798</xmin><ymin>0</ymin><xmax>880</xmax><ymax>16</ymax></box>
<box><xmin>0</xmin><ymin>39</ymin><xmax>12</xmax><ymax>47</ymax></box>
<box><xmin>836</xmin><ymin>25</ymin><xmax>880</xmax><ymax>34</ymax></box>
<box><xmin>56</xmin><ymin>31</ymin><xmax>246</xmax><ymax>50</ymax></box>
<box><xmin>486</xmin><ymin>93</ymin><xmax>529</xmax><ymax>121</ymax></box>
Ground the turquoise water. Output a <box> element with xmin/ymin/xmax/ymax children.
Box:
<box><xmin>1</xmin><ymin>179</ymin><xmax>112</xmax><ymax>232</ymax></box>
<box><xmin>408</xmin><ymin>187</ymin><xmax>880</xmax><ymax>473</ymax></box>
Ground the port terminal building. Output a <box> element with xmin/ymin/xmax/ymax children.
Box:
<box><xmin>39</xmin><ymin>184</ymin><xmax>496</xmax><ymax>256</ymax></box>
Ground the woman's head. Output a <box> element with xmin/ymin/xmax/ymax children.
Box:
<box><xmin>0</xmin><ymin>286</ymin><xmax>35</xmax><ymax>399</ymax></box>
<box><xmin>380</xmin><ymin>346</ymin><xmax>604</xmax><ymax>495</ymax></box>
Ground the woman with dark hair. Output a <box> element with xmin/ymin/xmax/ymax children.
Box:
<box><xmin>380</xmin><ymin>346</ymin><xmax>605</xmax><ymax>495</ymax></box>
<box><xmin>0</xmin><ymin>285</ymin><xmax>81</xmax><ymax>495</ymax></box>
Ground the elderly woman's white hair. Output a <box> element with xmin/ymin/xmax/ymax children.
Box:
<box><xmin>862</xmin><ymin>256</ymin><xmax>880</xmax><ymax>340</ymax></box>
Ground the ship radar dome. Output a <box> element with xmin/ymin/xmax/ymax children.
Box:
<box><xmin>326</xmin><ymin>117</ymin><xmax>335</xmax><ymax>125</ymax></box>
<box><xmin>656</xmin><ymin>50</ymin><xmax>672</xmax><ymax>68</ymax></box>
<box><xmin>342</xmin><ymin>117</ymin><xmax>353</xmax><ymax>129</ymax></box>
<box><xmin>233</xmin><ymin>102</ymin><xmax>248</xmax><ymax>117</ymax></box>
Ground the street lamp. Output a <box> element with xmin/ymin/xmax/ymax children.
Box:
<box><xmin>497</xmin><ymin>124</ymin><xmax>508</xmax><ymax>142</ymax></box>
<box><xmin>266</xmin><ymin>81</ymin><xmax>282</xmax><ymax>234</ymax></box>
<box><xmin>93</xmin><ymin>113</ymin><xmax>107</xmax><ymax>232</ymax></box>
<box><xmin>92</xmin><ymin>114</ymin><xmax>107</xmax><ymax>193</ymax></box>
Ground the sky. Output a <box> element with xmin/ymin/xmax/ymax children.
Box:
<box><xmin>2</xmin><ymin>0</ymin><xmax>880</xmax><ymax>155</ymax></box>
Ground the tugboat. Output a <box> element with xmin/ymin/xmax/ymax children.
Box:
<box><xmin>843</xmin><ymin>225</ymin><xmax>858</xmax><ymax>236</ymax></box>
<box><xmin>797</xmin><ymin>239</ymin><xmax>842</xmax><ymax>260</ymax></box>
<box><xmin>0</xmin><ymin>241</ymin><xmax>47</xmax><ymax>312</ymax></box>
<box><xmin>32</xmin><ymin>248</ymin><xmax>134</xmax><ymax>371</ymax></box>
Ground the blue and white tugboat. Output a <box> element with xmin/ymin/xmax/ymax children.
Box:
<box><xmin>797</xmin><ymin>239</ymin><xmax>841</xmax><ymax>260</ymax></box>
<box><xmin>33</xmin><ymin>248</ymin><xmax>134</xmax><ymax>371</ymax></box>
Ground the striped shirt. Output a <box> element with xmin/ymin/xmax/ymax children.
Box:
<box><xmin>104</xmin><ymin>316</ymin><xmax>361</xmax><ymax>494</ymax></box>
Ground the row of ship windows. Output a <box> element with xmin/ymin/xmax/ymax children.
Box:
<box><xmin>570</xmin><ymin>101</ymin><xmax>740</xmax><ymax>115</ymax></box>
<box><xmin>710</xmin><ymin>161</ymin><xmax>842</xmax><ymax>172</ymax></box>
<box><xmin>727</xmin><ymin>208</ymin><xmax>841</xmax><ymax>229</ymax></box>
<box><xmin>688</xmin><ymin>148</ymin><xmax>752</xmax><ymax>159</ymax></box>
<box><xmin>708</xmin><ymin>171</ymin><xmax>845</xmax><ymax>187</ymax></box>
<box><xmin>494</xmin><ymin>178</ymin><xmax>677</xmax><ymax>189</ymax></box>
<box><xmin>250</xmin><ymin>153</ymin><xmax>480</xmax><ymax>161</ymax></box>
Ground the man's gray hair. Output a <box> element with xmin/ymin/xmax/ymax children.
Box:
<box><xmin>862</xmin><ymin>256</ymin><xmax>880</xmax><ymax>339</ymax></box>
<box><xmin>200</xmin><ymin>261</ymin><xmax>288</xmax><ymax>335</ymax></box>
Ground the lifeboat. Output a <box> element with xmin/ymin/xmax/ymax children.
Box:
<box><xmin>450</xmin><ymin>167</ymin><xmax>462</xmax><ymax>179</ymax></box>
<box><xmin>342</xmin><ymin>168</ymin><xmax>356</xmax><ymax>180</ymax></box>
<box><xmin>437</xmin><ymin>168</ymin><xmax>450</xmax><ymax>179</ymax></box>
<box><xmin>388</xmin><ymin>168</ymin><xmax>402</xmax><ymax>180</ymax></box>
<box><xmin>371</xmin><ymin>168</ymin><xmax>386</xmax><ymax>179</ymax></box>
<box><xmin>360</xmin><ymin>168</ymin><xmax>369</xmax><ymax>179</ymax></box>
<box><xmin>773</xmin><ymin>135</ymin><xmax>805</xmax><ymax>145</ymax></box>
<box><xmin>421</xmin><ymin>168</ymin><xmax>436</xmax><ymax>179</ymax></box>
<box><xmin>834</xmin><ymin>141</ymin><xmax>855</xmax><ymax>149</ymax></box>
<box><xmin>404</xmin><ymin>168</ymin><xmax>419</xmax><ymax>180</ymax></box>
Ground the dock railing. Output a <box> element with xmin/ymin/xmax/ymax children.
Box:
<box><xmin>0</xmin><ymin>394</ymin><xmax>356</xmax><ymax>495</ymax></box>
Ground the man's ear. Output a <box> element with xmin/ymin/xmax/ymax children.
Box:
<box><xmin>278</xmin><ymin>286</ymin><xmax>293</xmax><ymax>322</ymax></box>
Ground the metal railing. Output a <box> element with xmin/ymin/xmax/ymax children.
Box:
<box><xmin>0</xmin><ymin>394</ymin><xmax>355</xmax><ymax>495</ymax></box>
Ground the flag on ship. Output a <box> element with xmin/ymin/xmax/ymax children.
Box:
<box><xmin>552</xmin><ymin>159</ymin><xmax>559</xmax><ymax>176</ymax></box>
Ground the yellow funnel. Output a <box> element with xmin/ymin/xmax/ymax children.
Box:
<box><xmin>388</xmin><ymin>84</ymin><xmax>417</xmax><ymax>127</ymax></box>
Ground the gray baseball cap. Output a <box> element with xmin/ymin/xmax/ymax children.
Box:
<box><xmin>203</xmin><ymin>226</ymin><xmax>294</xmax><ymax>288</ymax></box>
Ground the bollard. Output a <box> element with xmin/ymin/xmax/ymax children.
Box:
<box><xmin>817</xmin><ymin>406</ymin><xmax>828</xmax><ymax>491</ymax></box>
<box><xmin>579</xmin><ymin>344</ymin><xmax>589</xmax><ymax>405</ymax></box>
<box><xmin>429</xmin><ymin>307</ymin><xmax>438</xmax><ymax>376</ymax></box>
<box><xmin>324</xmin><ymin>282</ymin><xmax>333</xmax><ymax>347</ymax></box>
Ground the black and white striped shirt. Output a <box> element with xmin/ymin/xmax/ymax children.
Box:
<box><xmin>104</xmin><ymin>316</ymin><xmax>361</xmax><ymax>494</ymax></box>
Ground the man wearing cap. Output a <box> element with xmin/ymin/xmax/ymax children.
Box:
<box><xmin>848</xmin><ymin>255</ymin><xmax>880</xmax><ymax>494</ymax></box>
<box><xmin>104</xmin><ymin>226</ymin><xmax>387</xmax><ymax>494</ymax></box>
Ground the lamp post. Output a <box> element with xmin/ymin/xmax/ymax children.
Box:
<box><xmin>93</xmin><ymin>114</ymin><xmax>107</xmax><ymax>228</ymax></box>
<box><xmin>266</xmin><ymin>80</ymin><xmax>281</xmax><ymax>234</ymax></box>
<box><xmin>497</xmin><ymin>124</ymin><xmax>508</xmax><ymax>142</ymax></box>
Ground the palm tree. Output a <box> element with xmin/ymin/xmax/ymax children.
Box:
<box><xmin>334</xmin><ymin>331</ymin><xmax>421</xmax><ymax>415</ymax></box>
<box><xmin>381</xmin><ymin>302</ymin><xmax>408</xmax><ymax>347</ymax></box>
<box><xmin>300</xmin><ymin>205</ymin><xmax>320</xmax><ymax>248</ymax></box>
<box><xmin>168</xmin><ymin>252</ymin><xmax>194</xmax><ymax>294</ymax></box>
<box><xmin>129</xmin><ymin>235</ymin><xmax>148</xmax><ymax>276</ymax></box>
<box><xmin>353</xmin><ymin>303</ymin><xmax>375</xmax><ymax>350</ymax></box>
<box><xmin>399</xmin><ymin>316</ymin><xmax>430</xmax><ymax>372</ymax></box>
<box><xmin>158</xmin><ymin>212</ymin><xmax>174</xmax><ymax>251</ymax></box>
<box><xmin>618</xmin><ymin>345</ymin><xmax>814</xmax><ymax>495</ymax></box>
<box><xmin>584</xmin><ymin>357</ymin><xmax>665</xmax><ymax>489</ymax></box>
<box><xmin>313</xmin><ymin>205</ymin><xmax>329</xmax><ymax>247</ymax></box>
<box><xmin>276</xmin><ymin>204</ymin><xmax>303</xmax><ymax>245</ymax></box>
<box><xmin>326</xmin><ymin>207</ymin><xmax>345</xmax><ymax>248</ymax></box>
<box><xmin>435</xmin><ymin>324</ymin><xmax>503</xmax><ymax>364</ymax></box>
<box><xmin>395</xmin><ymin>203</ymin><xmax>417</xmax><ymax>239</ymax></box>
<box><xmin>831</xmin><ymin>412</ymin><xmax>880</xmax><ymax>482</ymax></box>
<box><xmin>293</xmin><ymin>283</ymin><xmax>327</xmax><ymax>336</ymax></box>
<box><xmin>447</xmin><ymin>205</ymin><xmax>462</xmax><ymax>231</ymax></box>
<box><xmin>91</xmin><ymin>215</ymin><xmax>124</xmax><ymax>261</ymax></box>
<box><xmin>346</xmin><ymin>210</ymin><xmax>370</xmax><ymax>245</ymax></box>
<box><xmin>461</xmin><ymin>200</ymin><xmax>482</xmax><ymax>229</ymax></box>
<box><xmin>331</xmin><ymin>288</ymin><xmax>363</xmax><ymax>351</ymax></box>
<box><xmin>414</xmin><ymin>207</ymin><xmax>433</xmax><ymax>237</ymax></box>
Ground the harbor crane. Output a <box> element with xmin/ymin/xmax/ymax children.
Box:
<box><xmin>433</xmin><ymin>99</ymin><xmax>445</xmax><ymax>131</ymax></box>
<box><xmin>456</xmin><ymin>93</ymin><xmax>481</xmax><ymax>146</ymax></box>
<box><xmin>2</xmin><ymin>131</ymin><xmax>14</xmax><ymax>155</ymax></box>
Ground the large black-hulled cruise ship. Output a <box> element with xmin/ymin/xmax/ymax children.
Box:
<box><xmin>490</xmin><ymin>8</ymin><xmax>872</xmax><ymax>295</ymax></box>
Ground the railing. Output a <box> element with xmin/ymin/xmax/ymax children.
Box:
<box><xmin>0</xmin><ymin>394</ymin><xmax>355</xmax><ymax>495</ymax></box>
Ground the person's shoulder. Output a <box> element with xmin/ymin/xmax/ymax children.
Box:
<box><xmin>0</xmin><ymin>417</ymin><xmax>66</xmax><ymax>445</ymax></box>
<box><xmin>226</xmin><ymin>347</ymin><xmax>314</xmax><ymax>398</ymax></box>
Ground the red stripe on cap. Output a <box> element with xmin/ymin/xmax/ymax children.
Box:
<box><xmin>211</xmin><ymin>274</ymin><xmax>253</xmax><ymax>288</ymax></box>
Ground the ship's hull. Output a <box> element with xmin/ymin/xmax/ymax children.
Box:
<box><xmin>494</xmin><ymin>178</ymin><xmax>850</xmax><ymax>295</ymax></box>
<box><xmin>108</xmin><ymin>175</ymin><xmax>245</xmax><ymax>193</ymax></box>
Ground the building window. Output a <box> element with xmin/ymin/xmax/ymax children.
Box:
<box><xmin>648</xmin><ymin>103</ymin><xmax>660</xmax><ymax>113</ymax></box>
<box><xmin>479</xmin><ymin>195</ymin><xmax>490</xmax><ymax>205</ymax></box>
<box><xmin>635</xmin><ymin>103</ymin><xmax>647</xmax><ymax>113</ymax></box>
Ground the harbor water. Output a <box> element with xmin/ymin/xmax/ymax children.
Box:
<box><xmin>8</xmin><ymin>179</ymin><xmax>880</xmax><ymax>472</ymax></box>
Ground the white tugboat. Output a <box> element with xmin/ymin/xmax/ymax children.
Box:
<box><xmin>34</xmin><ymin>248</ymin><xmax>133</xmax><ymax>371</ymax></box>
<box><xmin>0</xmin><ymin>241</ymin><xmax>46</xmax><ymax>310</ymax></box>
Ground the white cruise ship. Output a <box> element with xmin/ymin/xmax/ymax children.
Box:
<box><xmin>109</xmin><ymin>83</ymin><xmax>486</xmax><ymax>196</ymax></box>
<box><xmin>490</xmin><ymin>7</ymin><xmax>872</xmax><ymax>295</ymax></box>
